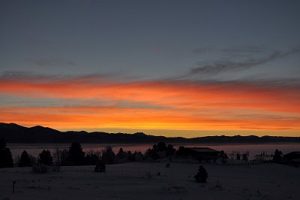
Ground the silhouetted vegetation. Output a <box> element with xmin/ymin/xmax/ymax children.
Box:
<box><xmin>176</xmin><ymin>146</ymin><xmax>187</xmax><ymax>157</ymax></box>
<box><xmin>102</xmin><ymin>146</ymin><xmax>115</xmax><ymax>164</ymax></box>
<box><xmin>194</xmin><ymin>165</ymin><xmax>208</xmax><ymax>183</ymax></box>
<box><xmin>115</xmin><ymin>148</ymin><xmax>127</xmax><ymax>163</ymax></box>
<box><xmin>18</xmin><ymin>150</ymin><xmax>33</xmax><ymax>167</ymax></box>
<box><xmin>236</xmin><ymin>153</ymin><xmax>241</xmax><ymax>160</ymax></box>
<box><xmin>4</xmin><ymin>139</ymin><xmax>297</xmax><ymax>171</ymax></box>
<box><xmin>0</xmin><ymin>138</ymin><xmax>14</xmax><ymax>168</ymax></box>
<box><xmin>68</xmin><ymin>142</ymin><xmax>85</xmax><ymax>165</ymax></box>
<box><xmin>242</xmin><ymin>153</ymin><xmax>249</xmax><ymax>162</ymax></box>
<box><xmin>144</xmin><ymin>142</ymin><xmax>176</xmax><ymax>160</ymax></box>
<box><xmin>166</xmin><ymin>144</ymin><xmax>176</xmax><ymax>156</ymax></box>
<box><xmin>85</xmin><ymin>151</ymin><xmax>100</xmax><ymax>165</ymax></box>
<box><xmin>273</xmin><ymin>149</ymin><xmax>282</xmax><ymax>163</ymax></box>
<box><xmin>38</xmin><ymin>150</ymin><xmax>53</xmax><ymax>165</ymax></box>
<box><xmin>145</xmin><ymin>148</ymin><xmax>160</xmax><ymax>160</ymax></box>
<box><xmin>219</xmin><ymin>151</ymin><xmax>228</xmax><ymax>164</ymax></box>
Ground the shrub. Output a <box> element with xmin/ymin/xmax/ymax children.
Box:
<box><xmin>58</xmin><ymin>149</ymin><xmax>69</xmax><ymax>165</ymax></box>
<box><xmin>127</xmin><ymin>151</ymin><xmax>135</xmax><ymax>162</ymax></box>
<box><xmin>133</xmin><ymin>151</ymin><xmax>143</xmax><ymax>161</ymax></box>
<box><xmin>273</xmin><ymin>149</ymin><xmax>282</xmax><ymax>163</ymax></box>
<box><xmin>176</xmin><ymin>146</ymin><xmax>188</xmax><ymax>157</ymax></box>
<box><xmin>102</xmin><ymin>146</ymin><xmax>115</xmax><ymax>164</ymax></box>
<box><xmin>144</xmin><ymin>148</ymin><xmax>159</xmax><ymax>160</ymax></box>
<box><xmin>194</xmin><ymin>165</ymin><xmax>208</xmax><ymax>183</ymax></box>
<box><xmin>19</xmin><ymin>150</ymin><xmax>32</xmax><ymax>167</ymax></box>
<box><xmin>115</xmin><ymin>148</ymin><xmax>128</xmax><ymax>163</ymax></box>
<box><xmin>85</xmin><ymin>152</ymin><xmax>100</xmax><ymax>165</ymax></box>
<box><xmin>156</xmin><ymin>142</ymin><xmax>167</xmax><ymax>152</ymax></box>
<box><xmin>166</xmin><ymin>144</ymin><xmax>176</xmax><ymax>156</ymax></box>
<box><xmin>38</xmin><ymin>150</ymin><xmax>53</xmax><ymax>165</ymax></box>
<box><xmin>242</xmin><ymin>153</ymin><xmax>249</xmax><ymax>161</ymax></box>
<box><xmin>236</xmin><ymin>153</ymin><xmax>241</xmax><ymax>160</ymax></box>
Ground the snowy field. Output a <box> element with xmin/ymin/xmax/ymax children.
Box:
<box><xmin>1</xmin><ymin>162</ymin><xmax>300</xmax><ymax>200</ymax></box>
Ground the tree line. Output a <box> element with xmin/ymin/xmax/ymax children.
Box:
<box><xmin>0</xmin><ymin>138</ymin><xmax>289</xmax><ymax>169</ymax></box>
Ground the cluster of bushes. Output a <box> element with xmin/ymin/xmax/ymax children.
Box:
<box><xmin>144</xmin><ymin>142</ymin><xmax>176</xmax><ymax>160</ymax></box>
<box><xmin>194</xmin><ymin>165</ymin><xmax>208</xmax><ymax>183</ymax></box>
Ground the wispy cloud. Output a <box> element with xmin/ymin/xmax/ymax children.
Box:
<box><xmin>219</xmin><ymin>45</ymin><xmax>265</xmax><ymax>54</ymax></box>
<box><xmin>185</xmin><ymin>47</ymin><xmax>300</xmax><ymax>78</ymax></box>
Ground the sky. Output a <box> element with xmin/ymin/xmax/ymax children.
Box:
<box><xmin>0</xmin><ymin>0</ymin><xmax>300</xmax><ymax>137</ymax></box>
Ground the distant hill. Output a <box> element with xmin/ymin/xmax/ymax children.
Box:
<box><xmin>0</xmin><ymin>123</ymin><xmax>299</xmax><ymax>144</ymax></box>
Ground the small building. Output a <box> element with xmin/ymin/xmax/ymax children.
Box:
<box><xmin>177</xmin><ymin>147</ymin><xmax>223</xmax><ymax>162</ymax></box>
<box><xmin>284</xmin><ymin>151</ymin><xmax>300</xmax><ymax>166</ymax></box>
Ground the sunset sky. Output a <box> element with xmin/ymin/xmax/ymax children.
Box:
<box><xmin>1</xmin><ymin>0</ymin><xmax>300</xmax><ymax>137</ymax></box>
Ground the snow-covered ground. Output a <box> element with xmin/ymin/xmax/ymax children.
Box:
<box><xmin>0</xmin><ymin>162</ymin><xmax>299</xmax><ymax>200</ymax></box>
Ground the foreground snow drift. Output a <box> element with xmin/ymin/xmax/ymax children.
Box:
<box><xmin>0</xmin><ymin>162</ymin><xmax>299</xmax><ymax>200</ymax></box>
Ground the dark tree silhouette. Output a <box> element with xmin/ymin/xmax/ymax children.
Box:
<box><xmin>166</xmin><ymin>144</ymin><xmax>176</xmax><ymax>156</ymax></box>
<box><xmin>68</xmin><ymin>142</ymin><xmax>85</xmax><ymax>165</ymax></box>
<box><xmin>145</xmin><ymin>148</ymin><xmax>159</xmax><ymax>160</ymax></box>
<box><xmin>116</xmin><ymin>148</ymin><xmax>128</xmax><ymax>163</ymax></box>
<box><xmin>19</xmin><ymin>150</ymin><xmax>32</xmax><ymax>167</ymax></box>
<box><xmin>176</xmin><ymin>146</ymin><xmax>187</xmax><ymax>157</ymax></box>
<box><xmin>242</xmin><ymin>153</ymin><xmax>249</xmax><ymax>162</ymax></box>
<box><xmin>117</xmin><ymin>148</ymin><xmax>126</xmax><ymax>158</ymax></box>
<box><xmin>220</xmin><ymin>151</ymin><xmax>228</xmax><ymax>164</ymax></box>
<box><xmin>127</xmin><ymin>151</ymin><xmax>135</xmax><ymax>162</ymax></box>
<box><xmin>0</xmin><ymin>138</ymin><xmax>14</xmax><ymax>168</ymax></box>
<box><xmin>144</xmin><ymin>142</ymin><xmax>175</xmax><ymax>160</ymax></box>
<box><xmin>102</xmin><ymin>146</ymin><xmax>115</xmax><ymax>164</ymax></box>
<box><xmin>38</xmin><ymin>150</ymin><xmax>53</xmax><ymax>165</ymax></box>
<box><xmin>58</xmin><ymin>149</ymin><xmax>69</xmax><ymax>165</ymax></box>
<box><xmin>133</xmin><ymin>151</ymin><xmax>143</xmax><ymax>161</ymax></box>
<box><xmin>194</xmin><ymin>165</ymin><xmax>208</xmax><ymax>183</ymax></box>
<box><xmin>273</xmin><ymin>149</ymin><xmax>282</xmax><ymax>163</ymax></box>
<box><xmin>156</xmin><ymin>142</ymin><xmax>167</xmax><ymax>152</ymax></box>
<box><xmin>151</xmin><ymin>142</ymin><xmax>167</xmax><ymax>153</ymax></box>
<box><xmin>85</xmin><ymin>152</ymin><xmax>100</xmax><ymax>165</ymax></box>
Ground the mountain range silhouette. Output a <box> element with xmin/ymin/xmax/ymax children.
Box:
<box><xmin>0</xmin><ymin>123</ymin><xmax>299</xmax><ymax>143</ymax></box>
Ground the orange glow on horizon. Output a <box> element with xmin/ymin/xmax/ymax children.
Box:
<box><xmin>0</xmin><ymin>77</ymin><xmax>300</xmax><ymax>137</ymax></box>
